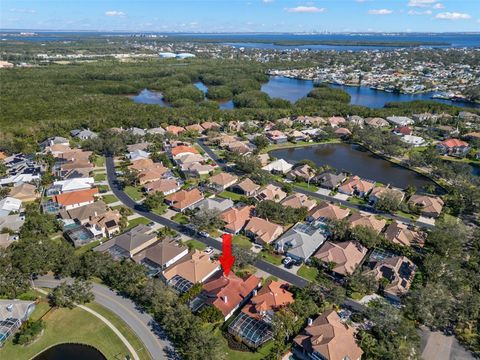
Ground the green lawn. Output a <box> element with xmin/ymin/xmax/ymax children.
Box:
<box><xmin>74</xmin><ymin>240</ymin><xmax>101</xmax><ymax>255</ymax></box>
<box><xmin>127</xmin><ymin>217</ymin><xmax>151</xmax><ymax>228</ymax></box>
<box><xmin>395</xmin><ymin>210</ymin><xmax>418</xmax><ymax>221</ymax></box>
<box><xmin>347</xmin><ymin>196</ymin><xmax>368</xmax><ymax>205</ymax></box>
<box><xmin>94</xmin><ymin>156</ymin><xmax>105</xmax><ymax>167</ymax></box>
<box><xmin>218</xmin><ymin>190</ymin><xmax>243</xmax><ymax>201</ymax></box>
<box><xmin>172</xmin><ymin>213</ymin><xmax>189</xmax><ymax>224</ymax></box>
<box><xmin>260</xmin><ymin>251</ymin><xmax>283</xmax><ymax>265</ymax></box>
<box><xmin>298</xmin><ymin>265</ymin><xmax>319</xmax><ymax>282</ymax></box>
<box><xmin>151</xmin><ymin>204</ymin><xmax>168</xmax><ymax>216</ymax></box>
<box><xmin>233</xmin><ymin>234</ymin><xmax>252</xmax><ymax>249</ymax></box>
<box><xmin>124</xmin><ymin>186</ymin><xmax>144</xmax><ymax>201</ymax></box>
<box><xmin>0</xmin><ymin>297</ymin><xmax>149</xmax><ymax>360</ymax></box>
<box><xmin>185</xmin><ymin>239</ymin><xmax>206</xmax><ymax>251</ymax></box>
<box><xmin>97</xmin><ymin>185</ymin><xmax>110</xmax><ymax>193</ymax></box>
<box><xmin>294</xmin><ymin>181</ymin><xmax>319</xmax><ymax>192</ymax></box>
<box><xmin>101</xmin><ymin>194</ymin><xmax>118</xmax><ymax>204</ymax></box>
<box><xmin>94</xmin><ymin>173</ymin><xmax>106</xmax><ymax>182</ymax></box>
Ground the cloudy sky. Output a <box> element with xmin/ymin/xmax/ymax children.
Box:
<box><xmin>1</xmin><ymin>0</ymin><xmax>479</xmax><ymax>32</ymax></box>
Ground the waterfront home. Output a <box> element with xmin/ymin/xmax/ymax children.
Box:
<box><xmin>307</xmin><ymin>202</ymin><xmax>350</xmax><ymax>222</ymax></box>
<box><xmin>436</xmin><ymin>138</ymin><xmax>470</xmax><ymax>157</ymax></box>
<box><xmin>328</xmin><ymin>116</ymin><xmax>346</xmax><ymax>128</ymax></box>
<box><xmin>287</xmin><ymin>164</ymin><xmax>316</xmax><ymax>182</ymax></box>
<box><xmin>196</xmin><ymin>197</ymin><xmax>234</xmax><ymax>213</ymax></box>
<box><xmin>220</xmin><ymin>205</ymin><xmax>255</xmax><ymax>234</ymax></box>
<box><xmin>257</xmin><ymin>153</ymin><xmax>270</xmax><ymax>167</ymax></box>
<box><xmin>386</xmin><ymin>116</ymin><xmax>414</xmax><ymax>127</ymax></box>
<box><xmin>53</xmin><ymin>188</ymin><xmax>99</xmax><ymax>210</ymax></box>
<box><xmin>262</xmin><ymin>159</ymin><xmax>293</xmax><ymax>174</ymax></box>
<box><xmin>338</xmin><ymin>176</ymin><xmax>375</xmax><ymax>197</ymax></box>
<box><xmin>384</xmin><ymin>221</ymin><xmax>425</xmax><ymax>248</ymax></box>
<box><xmin>144</xmin><ymin>178</ymin><xmax>181</xmax><ymax>196</ymax></box>
<box><xmin>348</xmin><ymin>213</ymin><xmax>386</xmax><ymax>234</ymax></box>
<box><xmin>369</xmin><ymin>186</ymin><xmax>405</xmax><ymax>205</ymax></box>
<box><xmin>132</xmin><ymin>238</ymin><xmax>189</xmax><ymax>275</ymax></box>
<box><xmin>208</xmin><ymin>172</ymin><xmax>239</xmax><ymax>192</ymax></box>
<box><xmin>195</xmin><ymin>272</ymin><xmax>261</xmax><ymax>321</ymax></box>
<box><xmin>165</xmin><ymin>125</ymin><xmax>186</xmax><ymax>135</ymax></box>
<box><xmin>165</xmin><ymin>188</ymin><xmax>204</xmax><ymax>212</ymax></box>
<box><xmin>266</xmin><ymin>130</ymin><xmax>288</xmax><ymax>144</ymax></box>
<box><xmin>244</xmin><ymin>217</ymin><xmax>284</xmax><ymax>246</ymax></box>
<box><xmin>293</xmin><ymin>310</ymin><xmax>363</xmax><ymax>360</ymax></box>
<box><xmin>334</xmin><ymin>127</ymin><xmax>352</xmax><ymax>139</ymax></box>
<box><xmin>93</xmin><ymin>224</ymin><xmax>157</xmax><ymax>260</ymax></box>
<box><xmin>288</xmin><ymin>130</ymin><xmax>308</xmax><ymax>142</ymax></box>
<box><xmin>275</xmin><ymin>222</ymin><xmax>327</xmax><ymax>263</ymax></box>
<box><xmin>401</xmin><ymin>135</ymin><xmax>426</xmax><ymax>147</ymax></box>
<box><xmin>228</xmin><ymin>280</ymin><xmax>294</xmax><ymax>348</ymax></box>
<box><xmin>365</xmin><ymin>117</ymin><xmax>389</xmax><ymax>128</ymax></box>
<box><xmin>408</xmin><ymin>194</ymin><xmax>444</xmax><ymax>218</ymax></box>
<box><xmin>348</xmin><ymin>115</ymin><xmax>365</xmax><ymax>127</ymax></box>
<box><xmin>314</xmin><ymin>241</ymin><xmax>368</xmax><ymax>276</ymax></box>
<box><xmin>8</xmin><ymin>183</ymin><xmax>39</xmax><ymax>203</ymax></box>
<box><xmin>280</xmin><ymin>193</ymin><xmax>316</xmax><ymax>211</ymax></box>
<box><xmin>0</xmin><ymin>299</ymin><xmax>36</xmax><ymax>347</ymax></box>
<box><xmin>163</xmin><ymin>250</ymin><xmax>220</xmax><ymax>293</ymax></box>
<box><xmin>313</xmin><ymin>171</ymin><xmax>347</xmax><ymax>190</ymax></box>
<box><xmin>229</xmin><ymin>178</ymin><xmax>260</xmax><ymax>197</ymax></box>
<box><xmin>255</xmin><ymin>184</ymin><xmax>287</xmax><ymax>203</ymax></box>
<box><xmin>366</xmin><ymin>255</ymin><xmax>416</xmax><ymax>302</ymax></box>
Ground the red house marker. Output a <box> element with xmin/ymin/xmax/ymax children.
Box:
<box><xmin>219</xmin><ymin>233</ymin><xmax>235</xmax><ymax>276</ymax></box>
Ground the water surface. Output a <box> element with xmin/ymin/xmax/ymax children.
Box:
<box><xmin>33</xmin><ymin>343</ymin><xmax>106</xmax><ymax>360</ymax></box>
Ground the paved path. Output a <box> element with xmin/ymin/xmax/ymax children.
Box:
<box><xmin>34</xmin><ymin>276</ymin><xmax>172</xmax><ymax>360</ymax></box>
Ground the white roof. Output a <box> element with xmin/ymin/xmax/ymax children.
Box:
<box><xmin>54</xmin><ymin>177</ymin><xmax>94</xmax><ymax>192</ymax></box>
<box><xmin>128</xmin><ymin>149</ymin><xmax>150</xmax><ymax>161</ymax></box>
<box><xmin>0</xmin><ymin>197</ymin><xmax>22</xmax><ymax>213</ymax></box>
<box><xmin>262</xmin><ymin>159</ymin><xmax>293</xmax><ymax>174</ymax></box>
<box><xmin>401</xmin><ymin>135</ymin><xmax>425</xmax><ymax>146</ymax></box>
<box><xmin>0</xmin><ymin>174</ymin><xmax>40</xmax><ymax>186</ymax></box>
<box><xmin>386</xmin><ymin>116</ymin><xmax>414</xmax><ymax>126</ymax></box>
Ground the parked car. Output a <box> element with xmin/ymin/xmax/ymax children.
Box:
<box><xmin>198</xmin><ymin>231</ymin><xmax>209</xmax><ymax>238</ymax></box>
<box><xmin>283</xmin><ymin>257</ymin><xmax>295</xmax><ymax>269</ymax></box>
<box><xmin>204</xmin><ymin>246</ymin><xmax>214</xmax><ymax>255</ymax></box>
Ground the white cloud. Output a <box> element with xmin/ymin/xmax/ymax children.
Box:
<box><xmin>433</xmin><ymin>3</ymin><xmax>445</xmax><ymax>9</ymax></box>
<box><xmin>368</xmin><ymin>9</ymin><xmax>393</xmax><ymax>15</ymax></box>
<box><xmin>286</xmin><ymin>6</ymin><xmax>326</xmax><ymax>13</ymax></box>
<box><xmin>408</xmin><ymin>0</ymin><xmax>437</xmax><ymax>7</ymax></box>
<box><xmin>105</xmin><ymin>10</ymin><xmax>125</xmax><ymax>17</ymax></box>
<box><xmin>262</xmin><ymin>0</ymin><xmax>274</xmax><ymax>3</ymax></box>
<box><xmin>408</xmin><ymin>10</ymin><xmax>432</xmax><ymax>15</ymax></box>
<box><xmin>435</xmin><ymin>12</ymin><xmax>471</xmax><ymax>20</ymax></box>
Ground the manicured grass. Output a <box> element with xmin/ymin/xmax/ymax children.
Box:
<box><xmin>151</xmin><ymin>204</ymin><xmax>168</xmax><ymax>216</ymax></box>
<box><xmin>0</xmin><ymin>298</ymin><xmax>142</xmax><ymax>360</ymax></box>
<box><xmin>94</xmin><ymin>173</ymin><xmax>106</xmax><ymax>182</ymax></box>
<box><xmin>75</xmin><ymin>240</ymin><xmax>101</xmax><ymax>255</ymax></box>
<box><xmin>127</xmin><ymin>217</ymin><xmax>151</xmax><ymax>228</ymax></box>
<box><xmin>218</xmin><ymin>190</ymin><xmax>244</xmax><ymax>201</ymax></box>
<box><xmin>124</xmin><ymin>186</ymin><xmax>144</xmax><ymax>201</ymax></box>
<box><xmin>260</xmin><ymin>251</ymin><xmax>283</xmax><ymax>265</ymax></box>
<box><xmin>294</xmin><ymin>181</ymin><xmax>319</xmax><ymax>192</ymax></box>
<box><xmin>102</xmin><ymin>194</ymin><xmax>118</xmax><ymax>204</ymax></box>
<box><xmin>395</xmin><ymin>210</ymin><xmax>418</xmax><ymax>221</ymax></box>
<box><xmin>185</xmin><ymin>239</ymin><xmax>206</xmax><ymax>251</ymax></box>
<box><xmin>97</xmin><ymin>185</ymin><xmax>110</xmax><ymax>193</ymax></box>
<box><xmin>347</xmin><ymin>196</ymin><xmax>368</xmax><ymax>205</ymax></box>
<box><xmin>172</xmin><ymin>213</ymin><xmax>189</xmax><ymax>224</ymax></box>
<box><xmin>298</xmin><ymin>264</ymin><xmax>319</xmax><ymax>282</ymax></box>
<box><xmin>233</xmin><ymin>234</ymin><xmax>252</xmax><ymax>249</ymax></box>
<box><xmin>94</xmin><ymin>156</ymin><xmax>105</xmax><ymax>167</ymax></box>
<box><xmin>262</xmin><ymin>139</ymin><xmax>341</xmax><ymax>154</ymax></box>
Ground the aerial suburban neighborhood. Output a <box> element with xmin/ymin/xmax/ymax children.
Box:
<box><xmin>1</xmin><ymin>3</ymin><xmax>480</xmax><ymax>360</ymax></box>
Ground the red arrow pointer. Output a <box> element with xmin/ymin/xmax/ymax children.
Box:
<box><xmin>219</xmin><ymin>233</ymin><xmax>235</xmax><ymax>276</ymax></box>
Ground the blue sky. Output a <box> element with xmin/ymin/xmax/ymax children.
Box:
<box><xmin>1</xmin><ymin>0</ymin><xmax>479</xmax><ymax>32</ymax></box>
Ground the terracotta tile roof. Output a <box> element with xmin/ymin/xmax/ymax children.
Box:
<box><xmin>202</xmin><ymin>272</ymin><xmax>261</xmax><ymax>318</ymax></box>
<box><xmin>163</xmin><ymin>250</ymin><xmax>220</xmax><ymax>283</ymax></box>
<box><xmin>369</xmin><ymin>186</ymin><xmax>405</xmax><ymax>202</ymax></box>
<box><xmin>314</xmin><ymin>241</ymin><xmax>367</xmax><ymax>276</ymax></box>
<box><xmin>165</xmin><ymin>188</ymin><xmax>203</xmax><ymax>211</ymax></box>
<box><xmin>53</xmin><ymin>188</ymin><xmax>98</xmax><ymax>207</ymax></box>
<box><xmin>185</xmin><ymin>124</ymin><xmax>204</xmax><ymax>133</ymax></box>
<box><xmin>235</xmin><ymin>179</ymin><xmax>260</xmax><ymax>194</ymax></box>
<box><xmin>221</xmin><ymin>206</ymin><xmax>254</xmax><ymax>233</ymax></box>
<box><xmin>171</xmin><ymin>145</ymin><xmax>199</xmax><ymax>157</ymax></box>
<box><xmin>338</xmin><ymin>176</ymin><xmax>375</xmax><ymax>195</ymax></box>
<box><xmin>409</xmin><ymin>195</ymin><xmax>444</xmax><ymax>217</ymax></box>
<box><xmin>137</xmin><ymin>165</ymin><xmax>169</xmax><ymax>184</ymax></box>
<box><xmin>367</xmin><ymin>256</ymin><xmax>416</xmax><ymax>299</ymax></box>
<box><xmin>293</xmin><ymin>310</ymin><xmax>363</xmax><ymax>360</ymax></box>
<box><xmin>201</xmin><ymin>121</ymin><xmax>220</xmax><ymax>130</ymax></box>
<box><xmin>256</xmin><ymin>184</ymin><xmax>287</xmax><ymax>202</ymax></box>
<box><xmin>244</xmin><ymin>217</ymin><xmax>284</xmax><ymax>244</ymax></box>
<box><xmin>384</xmin><ymin>221</ymin><xmax>425</xmax><ymax>248</ymax></box>
<box><xmin>209</xmin><ymin>172</ymin><xmax>238</xmax><ymax>187</ymax></box>
<box><xmin>281</xmin><ymin>193</ymin><xmax>316</xmax><ymax>211</ymax></box>
<box><xmin>439</xmin><ymin>138</ymin><xmax>469</xmax><ymax>148</ymax></box>
<box><xmin>309</xmin><ymin>202</ymin><xmax>350</xmax><ymax>221</ymax></box>
<box><xmin>165</xmin><ymin>125</ymin><xmax>186</xmax><ymax>135</ymax></box>
<box><xmin>128</xmin><ymin>158</ymin><xmax>155</xmax><ymax>171</ymax></box>
<box><xmin>348</xmin><ymin>213</ymin><xmax>386</xmax><ymax>234</ymax></box>
<box><xmin>0</xmin><ymin>152</ymin><xmax>7</xmax><ymax>160</ymax></box>
<box><xmin>144</xmin><ymin>178</ymin><xmax>180</xmax><ymax>194</ymax></box>
<box><xmin>242</xmin><ymin>280</ymin><xmax>294</xmax><ymax>320</ymax></box>
<box><xmin>9</xmin><ymin>183</ymin><xmax>39</xmax><ymax>202</ymax></box>
<box><xmin>334</xmin><ymin>127</ymin><xmax>352</xmax><ymax>136</ymax></box>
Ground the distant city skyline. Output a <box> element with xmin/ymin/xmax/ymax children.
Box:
<box><xmin>1</xmin><ymin>0</ymin><xmax>479</xmax><ymax>33</ymax></box>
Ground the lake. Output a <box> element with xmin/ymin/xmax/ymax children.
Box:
<box><xmin>270</xmin><ymin>143</ymin><xmax>438</xmax><ymax>190</ymax></box>
<box><xmin>33</xmin><ymin>343</ymin><xmax>106</xmax><ymax>360</ymax></box>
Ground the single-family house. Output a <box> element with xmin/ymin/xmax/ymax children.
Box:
<box><xmin>0</xmin><ymin>214</ymin><xmax>25</xmax><ymax>232</ymax></box>
<box><xmin>8</xmin><ymin>183</ymin><xmax>39</xmax><ymax>203</ymax></box>
<box><xmin>171</xmin><ymin>145</ymin><xmax>198</xmax><ymax>158</ymax></box>
<box><xmin>266</xmin><ymin>130</ymin><xmax>288</xmax><ymax>144</ymax></box>
<box><xmin>369</xmin><ymin>186</ymin><xmax>405</xmax><ymax>205</ymax></box>
<box><xmin>437</xmin><ymin>138</ymin><xmax>470</xmax><ymax>157</ymax></box>
<box><xmin>255</xmin><ymin>184</ymin><xmax>287</xmax><ymax>203</ymax></box>
<box><xmin>0</xmin><ymin>197</ymin><xmax>22</xmax><ymax>216</ymax></box>
<box><xmin>275</xmin><ymin>222</ymin><xmax>327</xmax><ymax>263</ymax></box>
<box><xmin>229</xmin><ymin>178</ymin><xmax>260</xmax><ymax>197</ymax></box>
<box><xmin>70</xmin><ymin>129</ymin><xmax>98</xmax><ymax>140</ymax></box>
<box><xmin>262</xmin><ymin>159</ymin><xmax>293</xmax><ymax>174</ymax></box>
<box><xmin>127</xmin><ymin>149</ymin><xmax>150</xmax><ymax>162</ymax></box>
<box><xmin>408</xmin><ymin>194</ymin><xmax>444</xmax><ymax>218</ymax></box>
<box><xmin>165</xmin><ymin>188</ymin><xmax>204</xmax><ymax>212</ymax></box>
<box><xmin>338</xmin><ymin>176</ymin><xmax>375</xmax><ymax>197</ymax></box>
<box><xmin>58</xmin><ymin>201</ymin><xmax>108</xmax><ymax>225</ymax></box>
<box><xmin>209</xmin><ymin>172</ymin><xmax>239</xmax><ymax>191</ymax></box>
<box><xmin>127</xmin><ymin>142</ymin><xmax>151</xmax><ymax>153</ymax></box>
<box><xmin>165</xmin><ymin>125</ymin><xmax>186</xmax><ymax>135</ymax></box>
<box><xmin>288</xmin><ymin>130</ymin><xmax>308</xmax><ymax>142</ymax></box>
<box><xmin>53</xmin><ymin>188</ymin><xmax>99</xmax><ymax>210</ymax></box>
<box><xmin>221</xmin><ymin>205</ymin><xmax>254</xmax><ymax>234</ymax></box>
<box><xmin>401</xmin><ymin>135</ymin><xmax>426</xmax><ymax>147</ymax></box>
<box><xmin>181</xmin><ymin>162</ymin><xmax>216</xmax><ymax>177</ymax></box>
<box><xmin>185</xmin><ymin>124</ymin><xmax>204</xmax><ymax>133</ymax></box>
<box><xmin>314</xmin><ymin>241</ymin><xmax>368</xmax><ymax>276</ymax></box>
<box><xmin>196</xmin><ymin>197</ymin><xmax>234</xmax><ymax>213</ymax></box>
<box><xmin>280</xmin><ymin>193</ymin><xmax>316</xmax><ymax>211</ymax></box>
<box><xmin>365</xmin><ymin>117</ymin><xmax>389</xmax><ymax>128</ymax></box>
<box><xmin>201</xmin><ymin>121</ymin><xmax>220</xmax><ymax>131</ymax></box>
<box><xmin>85</xmin><ymin>210</ymin><xmax>121</xmax><ymax>239</ymax></box>
<box><xmin>334</xmin><ymin>127</ymin><xmax>352</xmax><ymax>138</ymax></box>
<box><xmin>308</xmin><ymin>202</ymin><xmax>350</xmax><ymax>222</ymax></box>
<box><xmin>393</xmin><ymin>126</ymin><xmax>413</xmax><ymax>136</ymax></box>
<box><xmin>384</xmin><ymin>221</ymin><xmax>425</xmax><ymax>248</ymax></box>
<box><xmin>348</xmin><ymin>213</ymin><xmax>386</xmax><ymax>234</ymax></box>
<box><xmin>328</xmin><ymin>116</ymin><xmax>346</xmax><ymax>128</ymax></box>
<box><xmin>293</xmin><ymin>310</ymin><xmax>363</xmax><ymax>360</ymax></box>
<box><xmin>287</xmin><ymin>164</ymin><xmax>315</xmax><ymax>182</ymax></box>
<box><xmin>53</xmin><ymin>177</ymin><xmax>94</xmax><ymax>193</ymax></box>
<box><xmin>386</xmin><ymin>116</ymin><xmax>414</xmax><ymax>127</ymax></box>
<box><xmin>244</xmin><ymin>217</ymin><xmax>284</xmax><ymax>246</ymax></box>
<box><xmin>144</xmin><ymin>178</ymin><xmax>181</xmax><ymax>195</ymax></box>
<box><xmin>313</xmin><ymin>172</ymin><xmax>347</xmax><ymax>190</ymax></box>
<box><xmin>133</xmin><ymin>238</ymin><xmax>189</xmax><ymax>275</ymax></box>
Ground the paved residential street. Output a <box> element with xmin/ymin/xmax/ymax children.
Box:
<box><xmin>34</xmin><ymin>276</ymin><xmax>173</xmax><ymax>360</ymax></box>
